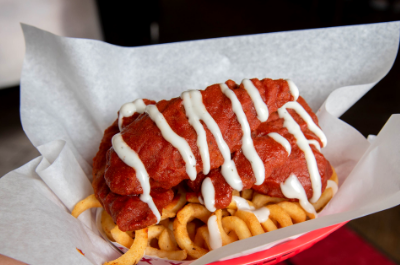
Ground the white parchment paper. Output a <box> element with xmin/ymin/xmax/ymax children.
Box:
<box><xmin>0</xmin><ymin>22</ymin><xmax>399</xmax><ymax>265</ymax></box>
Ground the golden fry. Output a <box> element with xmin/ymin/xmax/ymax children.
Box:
<box><xmin>104</xmin><ymin>228</ymin><xmax>148</xmax><ymax>265</ymax></box>
<box><xmin>266</xmin><ymin>204</ymin><xmax>293</xmax><ymax>228</ymax></box>
<box><xmin>71</xmin><ymin>194</ymin><xmax>102</xmax><ymax>218</ymax></box>
<box><xmin>252</xmin><ymin>192</ymin><xmax>286</xmax><ymax>209</ymax></box>
<box><xmin>101</xmin><ymin>211</ymin><xmax>116</xmax><ymax>241</ymax></box>
<box><xmin>173</xmin><ymin>203</ymin><xmax>211</xmax><ymax>258</ymax></box>
<box><xmin>241</xmin><ymin>189</ymin><xmax>253</xmax><ymax>200</ymax></box>
<box><xmin>159</xmin><ymin>228</ymin><xmax>178</xmax><ymax>251</ymax></box>
<box><xmin>221</xmin><ymin>216</ymin><xmax>252</xmax><ymax>240</ymax></box>
<box><xmin>277</xmin><ymin>202</ymin><xmax>307</xmax><ymax>224</ymax></box>
<box><xmin>214</xmin><ymin>210</ymin><xmax>238</xmax><ymax>245</ymax></box>
<box><xmin>235</xmin><ymin>210</ymin><xmax>264</xmax><ymax>236</ymax></box>
<box><xmin>111</xmin><ymin>225</ymin><xmax>133</xmax><ymax>248</ymax></box>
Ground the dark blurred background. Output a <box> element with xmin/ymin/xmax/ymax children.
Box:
<box><xmin>0</xmin><ymin>0</ymin><xmax>399</xmax><ymax>264</ymax></box>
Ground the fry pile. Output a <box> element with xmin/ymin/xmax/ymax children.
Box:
<box><xmin>72</xmin><ymin>169</ymin><xmax>338</xmax><ymax>265</ymax></box>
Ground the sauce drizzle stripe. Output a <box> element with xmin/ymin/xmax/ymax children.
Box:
<box><xmin>286</xmin><ymin>79</ymin><xmax>299</xmax><ymax>101</ymax></box>
<box><xmin>268</xmin><ymin>132</ymin><xmax>291</xmax><ymax>156</ymax></box>
<box><xmin>280</xmin><ymin>173</ymin><xmax>317</xmax><ymax>217</ymax></box>
<box><xmin>283</xmin><ymin>101</ymin><xmax>327</xmax><ymax>147</ymax></box>
<box><xmin>232</xmin><ymin>196</ymin><xmax>270</xmax><ymax>223</ymax></box>
<box><xmin>208</xmin><ymin>215</ymin><xmax>222</xmax><ymax>249</ymax></box>
<box><xmin>278</xmin><ymin>101</ymin><xmax>323</xmax><ymax>203</ymax></box>
<box><xmin>232</xmin><ymin>196</ymin><xmax>255</xmax><ymax>211</ymax></box>
<box><xmin>250</xmin><ymin>207</ymin><xmax>270</xmax><ymax>223</ymax></box>
<box><xmin>220</xmin><ymin>83</ymin><xmax>265</xmax><ymax>186</ymax></box>
<box><xmin>186</xmin><ymin>86</ymin><xmax>242</xmax><ymax>192</ymax></box>
<box><xmin>145</xmin><ymin>105</ymin><xmax>197</xmax><ymax>181</ymax></box>
<box><xmin>327</xmin><ymin>180</ymin><xmax>338</xmax><ymax>195</ymax></box>
<box><xmin>118</xmin><ymin>99</ymin><xmax>146</xmax><ymax>131</ymax></box>
<box><xmin>242</xmin><ymin>79</ymin><xmax>269</xmax><ymax>122</ymax></box>
<box><xmin>308</xmin><ymin>139</ymin><xmax>321</xmax><ymax>152</ymax></box>
<box><xmin>112</xmin><ymin>133</ymin><xmax>161</xmax><ymax>222</ymax></box>
<box><xmin>202</xmin><ymin>177</ymin><xmax>216</xmax><ymax>212</ymax></box>
<box><xmin>181</xmin><ymin>90</ymin><xmax>211</xmax><ymax>175</ymax></box>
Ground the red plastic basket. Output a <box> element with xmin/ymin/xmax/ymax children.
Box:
<box><xmin>208</xmin><ymin>222</ymin><xmax>347</xmax><ymax>265</ymax></box>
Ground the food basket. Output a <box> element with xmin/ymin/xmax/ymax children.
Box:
<box><xmin>207</xmin><ymin>222</ymin><xmax>347</xmax><ymax>265</ymax></box>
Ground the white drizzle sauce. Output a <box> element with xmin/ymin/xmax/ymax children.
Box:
<box><xmin>286</xmin><ymin>79</ymin><xmax>299</xmax><ymax>101</ymax></box>
<box><xmin>198</xmin><ymin>196</ymin><xmax>204</xmax><ymax>205</ymax></box>
<box><xmin>145</xmin><ymin>105</ymin><xmax>197</xmax><ymax>181</ymax></box>
<box><xmin>308</xmin><ymin>139</ymin><xmax>321</xmax><ymax>152</ymax></box>
<box><xmin>268</xmin><ymin>132</ymin><xmax>291</xmax><ymax>156</ymax></box>
<box><xmin>280</xmin><ymin>174</ymin><xmax>317</xmax><ymax>217</ymax></box>
<box><xmin>283</xmin><ymin>102</ymin><xmax>327</xmax><ymax>148</ymax></box>
<box><xmin>118</xmin><ymin>99</ymin><xmax>146</xmax><ymax>131</ymax></box>
<box><xmin>251</xmin><ymin>207</ymin><xmax>270</xmax><ymax>223</ymax></box>
<box><xmin>220</xmin><ymin>83</ymin><xmax>265</xmax><ymax>186</ymax></box>
<box><xmin>232</xmin><ymin>196</ymin><xmax>270</xmax><ymax>223</ymax></box>
<box><xmin>242</xmin><ymin>79</ymin><xmax>269</xmax><ymax>122</ymax></box>
<box><xmin>232</xmin><ymin>196</ymin><xmax>255</xmax><ymax>211</ymax></box>
<box><xmin>207</xmin><ymin>215</ymin><xmax>222</xmax><ymax>250</ymax></box>
<box><xmin>326</xmin><ymin>180</ymin><xmax>338</xmax><ymax>195</ymax></box>
<box><xmin>112</xmin><ymin>133</ymin><xmax>161</xmax><ymax>222</ymax></box>
<box><xmin>202</xmin><ymin>177</ymin><xmax>216</xmax><ymax>212</ymax></box>
<box><xmin>278</xmin><ymin>101</ymin><xmax>326</xmax><ymax>203</ymax></box>
<box><xmin>181</xmin><ymin>90</ymin><xmax>211</xmax><ymax>175</ymax></box>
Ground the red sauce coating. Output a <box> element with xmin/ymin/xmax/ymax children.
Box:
<box><xmin>92</xmin><ymin>78</ymin><xmax>332</xmax><ymax>231</ymax></box>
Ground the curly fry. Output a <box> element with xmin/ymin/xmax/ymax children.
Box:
<box><xmin>104</xmin><ymin>228</ymin><xmax>148</xmax><ymax>265</ymax></box>
<box><xmin>221</xmin><ymin>216</ymin><xmax>252</xmax><ymax>240</ymax></box>
<box><xmin>101</xmin><ymin>211</ymin><xmax>116</xmax><ymax>241</ymax></box>
<box><xmin>72</xmin><ymin>194</ymin><xmax>102</xmax><ymax>218</ymax></box>
<box><xmin>213</xmin><ymin>210</ymin><xmax>238</xmax><ymax>245</ymax></box>
<box><xmin>266</xmin><ymin>204</ymin><xmax>293</xmax><ymax>228</ymax></box>
<box><xmin>194</xmin><ymin>225</ymin><xmax>211</xmax><ymax>250</ymax></box>
<box><xmin>260</xmin><ymin>218</ymin><xmax>278</xmax><ymax>232</ymax></box>
<box><xmin>111</xmin><ymin>225</ymin><xmax>133</xmax><ymax>248</ymax></box>
<box><xmin>252</xmin><ymin>193</ymin><xmax>286</xmax><ymax>209</ymax></box>
<box><xmin>276</xmin><ymin>201</ymin><xmax>307</xmax><ymax>223</ymax></box>
<box><xmin>146</xmin><ymin>225</ymin><xmax>187</xmax><ymax>261</ymax></box>
<box><xmin>173</xmin><ymin>203</ymin><xmax>211</xmax><ymax>258</ymax></box>
<box><xmin>234</xmin><ymin>210</ymin><xmax>264</xmax><ymax>236</ymax></box>
<box><xmin>159</xmin><ymin>227</ymin><xmax>178</xmax><ymax>251</ymax></box>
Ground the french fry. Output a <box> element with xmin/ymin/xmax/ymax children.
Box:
<box><xmin>111</xmin><ymin>225</ymin><xmax>133</xmax><ymax>248</ymax></box>
<box><xmin>101</xmin><ymin>211</ymin><xmax>116</xmax><ymax>241</ymax></box>
<box><xmin>173</xmin><ymin>203</ymin><xmax>211</xmax><ymax>258</ymax></box>
<box><xmin>235</xmin><ymin>210</ymin><xmax>264</xmax><ymax>236</ymax></box>
<box><xmin>104</xmin><ymin>228</ymin><xmax>148</xmax><ymax>265</ymax></box>
<box><xmin>146</xmin><ymin>225</ymin><xmax>187</xmax><ymax>260</ymax></box>
<box><xmin>71</xmin><ymin>194</ymin><xmax>102</xmax><ymax>218</ymax></box>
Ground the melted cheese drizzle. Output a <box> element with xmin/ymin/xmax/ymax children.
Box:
<box><xmin>112</xmin><ymin>133</ymin><xmax>161</xmax><ymax>222</ymax></box>
<box><xmin>326</xmin><ymin>180</ymin><xmax>338</xmax><ymax>195</ymax></box>
<box><xmin>280</xmin><ymin>174</ymin><xmax>317</xmax><ymax>217</ymax></box>
<box><xmin>181</xmin><ymin>90</ymin><xmax>211</xmax><ymax>174</ymax></box>
<box><xmin>278</xmin><ymin>101</ymin><xmax>327</xmax><ymax>203</ymax></box>
<box><xmin>207</xmin><ymin>215</ymin><xmax>222</xmax><ymax>250</ymax></box>
<box><xmin>268</xmin><ymin>132</ymin><xmax>291</xmax><ymax>156</ymax></box>
<box><xmin>242</xmin><ymin>79</ymin><xmax>269</xmax><ymax>122</ymax></box>
<box><xmin>220</xmin><ymin>83</ymin><xmax>265</xmax><ymax>186</ymax></box>
<box><xmin>145</xmin><ymin>105</ymin><xmax>197</xmax><ymax>181</ymax></box>
<box><xmin>118</xmin><ymin>99</ymin><xmax>146</xmax><ymax>131</ymax></box>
